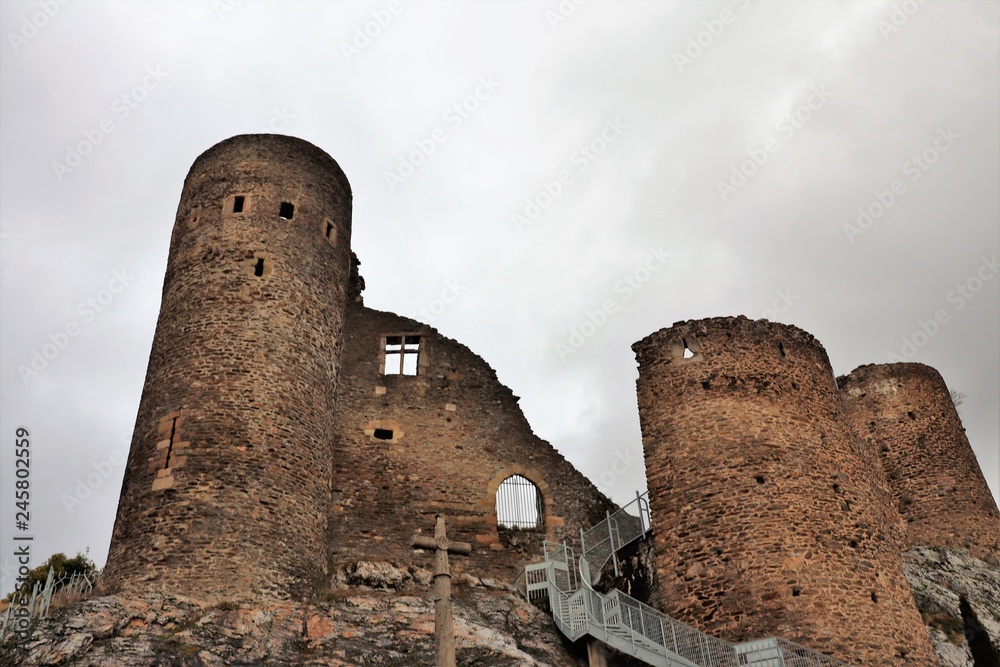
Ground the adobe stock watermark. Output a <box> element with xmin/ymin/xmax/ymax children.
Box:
<box><xmin>384</xmin><ymin>75</ymin><xmax>500</xmax><ymax>191</ymax></box>
<box><xmin>545</xmin><ymin>0</ymin><xmax>586</xmax><ymax>31</ymax></box>
<box><xmin>511</xmin><ymin>117</ymin><xmax>628</xmax><ymax>232</ymax></box>
<box><xmin>557</xmin><ymin>245</ymin><xmax>671</xmax><ymax>361</ymax></box>
<box><xmin>260</xmin><ymin>107</ymin><xmax>294</xmax><ymax>133</ymax></box>
<box><xmin>341</xmin><ymin>0</ymin><xmax>403</xmax><ymax>62</ymax></box>
<box><xmin>51</xmin><ymin>66</ymin><xmax>168</xmax><ymax>182</ymax></box>
<box><xmin>595</xmin><ymin>448</ymin><xmax>642</xmax><ymax>493</ymax></box>
<box><xmin>888</xmin><ymin>253</ymin><xmax>998</xmax><ymax>362</ymax></box>
<box><xmin>7</xmin><ymin>0</ymin><xmax>69</xmax><ymax>53</ymax></box>
<box><xmin>673</xmin><ymin>0</ymin><xmax>751</xmax><ymax>74</ymax></box>
<box><xmin>18</xmin><ymin>268</ymin><xmax>134</xmax><ymax>384</ymax></box>
<box><xmin>760</xmin><ymin>287</ymin><xmax>799</xmax><ymax>321</ymax></box>
<box><xmin>717</xmin><ymin>84</ymin><xmax>832</xmax><ymax>202</ymax></box>
<box><xmin>877</xmin><ymin>0</ymin><xmax>926</xmax><ymax>40</ymax></box>
<box><xmin>61</xmin><ymin>449</ymin><xmax>126</xmax><ymax>514</ymax></box>
<box><xmin>843</xmin><ymin>126</ymin><xmax>959</xmax><ymax>244</ymax></box>
<box><xmin>415</xmin><ymin>278</ymin><xmax>467</xmax><ymax>322</ymax></box>
<box><xmin>212</xmin><ymin>0</ymin><xmax>243</xmax><ymax>20</ymax></box>
<box><xmin>0</xmin><ymin>556</ymin><xmax>14</xmax><ymax>589</ymax></box>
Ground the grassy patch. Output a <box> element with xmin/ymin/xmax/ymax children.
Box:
<box><xmin>921</xmin><ymin>610</ymin><xmax>965</xmax><ymax>645</ymax></box>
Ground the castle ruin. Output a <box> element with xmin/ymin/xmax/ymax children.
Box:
<box><xmin>92</xmin><ymin>134</ymin><xmax>1000</xmax><ymax>666</ymax></box>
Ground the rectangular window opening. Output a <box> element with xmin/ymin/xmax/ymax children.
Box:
<box><xmin>254</xmin><ymin>258</ymin><xmax>265</xmax><ymax>277</ymax></box>
<box><xmin>373</xmin><ymin>428</ymin><xmax>393</xmax><ymax>441</ymax></box>
<box><xmin>325</xmin><ymin>221</ymin><xmax>335</xmax><ymax>240</ymax></box>
<box><xmin>383</xmin><ymin>335</ymin><xmax>420</xmax><ymax>375</ymax></box>
<box><xmin>279</xmin><ymin>202</ymin><xmax>294</xmax><ymax>219</ymax></box>
<box><xmin>233</xmin><ymin>195</ymin><xmax>245</xmax><ymax>213</ymax></box>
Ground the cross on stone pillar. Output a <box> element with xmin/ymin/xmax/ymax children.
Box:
<box><xmin>412</xmin><ymin>514</ymin><xmax>473</xmax><ymax>667</ymax></box>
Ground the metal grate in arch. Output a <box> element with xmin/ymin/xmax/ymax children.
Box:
<box><xmin>496</xmin><ymin>474</ymin><xmax>543</xmax><ymax>530</ymax></box>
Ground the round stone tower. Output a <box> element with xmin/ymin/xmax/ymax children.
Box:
<box><xmin>839</xmin><ymin>363</ymin><xmax>1000</xmax><ymax>563</ymax></box>
<box><xmin>632</xmin><ymin>316</ymin><xmax>936</xmax><ymax>666</ymax></box>
<box><xmin>100</xmin><ymin>135</ymin><xmax>353</xmax><ymax>603</ymax></box>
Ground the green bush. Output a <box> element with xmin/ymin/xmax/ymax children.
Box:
<box><xmin>4</xmin><ymin>551</ymin><xmax>98</xmax><ymax>602</ymax></box>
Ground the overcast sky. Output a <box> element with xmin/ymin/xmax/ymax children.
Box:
<box><xmin>1</xmin><ymin>0</ymin><xmax>997</xmax><ymax>596</ymax></box>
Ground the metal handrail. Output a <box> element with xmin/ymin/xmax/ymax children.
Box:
<box><xmin>580</xmin><ymin>491</ymin><xmax>651</xmax><ymax>581</ymax></box>
<box><xmin>1</xmin><ymin>570</ymin><xmax>98</xmax><ymax>639</ymax></box>
<box><xmin>517</xmin><ymin>493</ymin><xmax>850</xmax><ymax>667</ymax></box>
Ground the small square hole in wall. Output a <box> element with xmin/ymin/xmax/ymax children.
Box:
<box><xmin>366</xmin><ymin>420</ymin><xmax>402</xmax><ymax>443</ymax></box>
<box><xmin>244</xmin><ymin>252</ymin><xmax>273</xmax><ymax>279</ymax></box>
<box><xmin>279</xmin><ymin>202</ymin><xmax>294</xmax><ymax>219</ymax></box>
<box><xmin>226</xmin><ymin>194</ymin><xmax>250</xmax><ymax>215</ymax></box>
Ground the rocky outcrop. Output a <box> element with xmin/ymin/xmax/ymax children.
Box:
<box><xmin>4</xmin><ymin>562</ymin><xmax>584</xmax><ymax>667</ymax></box>
<box><xmin>903</xmin><ymin>546</ymin><xmax>1000</xmax><ymax>667</ymax></box>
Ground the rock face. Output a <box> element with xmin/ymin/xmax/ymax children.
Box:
<box><xmin>7</xmin><ymin>549</ymin><xmax>1000</xmax><ymax>666</ymax></box>
<box><xmin>903</xmin><ymin>546</ymin><xmax>1000</xmax><ymax>667</ymax></box>
<box><xmin>4</xmin><ymin>562</ymin><xmax>584</xmax><ymax>667</ymax></box>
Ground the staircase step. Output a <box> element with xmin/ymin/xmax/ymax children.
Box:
<box><xmin>521</xmin><ymin>498</ymin><xmax>850</xmax><ymax>667</ymax></box>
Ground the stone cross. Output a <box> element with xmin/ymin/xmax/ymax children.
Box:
<box><xmin>412</xmin><ymin>514</ymin><xmax>473</xmax><ymax>667</ymax></box>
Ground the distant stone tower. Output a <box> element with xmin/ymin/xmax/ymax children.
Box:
<box><xmin>100</xmin><ymin>135</ymin><xmax>353</xmax><ymax>603</ymax></box>
<box><xmin>632</xmin><ymin>317</ymin><xmax>936</xmax><ymax>666</ymax></box>
<box><xmin>839</xmin><ymin>363</ymin><xmax>1000</xmax><ymax>563</ymax></box>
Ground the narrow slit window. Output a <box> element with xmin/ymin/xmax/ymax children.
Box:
<box><xmin>164</xmin><ymin>416</ymin><xmax>179</xmax><ymax>469</ymax></box>
<box><xmin>325</xmin><ymin>220</ymin><xmax>336</xmax><ymax>241</ymax></box>
<box><xmin>233</xmin><ymin>195</ymin><xmax>245</xmax><ymax>213</ymax></box>
<box><xmin>279</xmin><ymin>202</ymin><xmax>294</xmax><ymax>219</ymax></box>
<box><xmin>254</xmin><ymin>258</ymin><xmax>265</xmax><ymax>277</ymax></box>
<box><xmin>495</xmin><ymin>475</ymin><xmax>543</xmax><ymax>530</ymax></box>
<box><xmin>682</xmin><ymin>338</ymin><xmax>694</xmax><ymax>359</ymax></box>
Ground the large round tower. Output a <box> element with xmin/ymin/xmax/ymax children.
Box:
<box><xmin>632</xmin><ymin>316</ymin><xmax>936</xmax><ymax>666</ymax></box>
<box><xmin>839</xmin><ymin>362</ymin><xmax>1000</xmax><ymax>563</ymax></box>
<box><xmin>100</xmin><ymin>135</ymin><xmax>353</xmax><ymax>603</ymax></box>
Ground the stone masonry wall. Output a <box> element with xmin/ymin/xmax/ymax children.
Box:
<box><xmin>632</xmin><ymin>316</ymin><xmax>936</xmax><ymax>666</ymax></box>
<box><xmin>99</xmin><ymin>135</ymin><xmax>353</xmax><ymax>603</ymax></box>
<box><xmin>327</xmin><ymin>303</ymin><xmax>616</xmax><ymax>583</ymax></box>
<box><xmin>839</xmin><ymin>363</ymin><xmax>1000</xmax><ymax>563</ymax></box>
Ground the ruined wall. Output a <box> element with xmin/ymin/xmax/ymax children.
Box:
<box><xmin>100</xmin><ymin>135</ymin><xmax>353</xmax><ymax>603</ymax></box>
<box><xmin>632</xmin><ymin>316</ymin><xmax>936</xmax><ymax>666</ymax></box>
<box><xmin>839</xmin><ymin>363</ymin><xmax>1000</xmax><ymax>563</ymax></box>
<box><xmin>327</xmin><ymin>304</ymin><xmax>615</xmax><ymax>582</ymax></box>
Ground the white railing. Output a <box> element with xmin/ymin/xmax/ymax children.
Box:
<box><xmin>0</xmin><ymin>570</ymin><xmax>97</xmax><ymax>640</ymax></box>
<box><xmin>580</xmin><ymin>491</ymin><xmax>651</xmax><ymax>582</ymax></box>
<box><xmin>519</xmin><ymin>492</ymin><xmax>851</xmax><ymax>667</ymax></box>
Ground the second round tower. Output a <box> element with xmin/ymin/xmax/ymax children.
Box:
<box><xmin>632</xmin><ymin>316</ymin><xmax>936</xmax><ymax>666</ymax></box>
<box><xmin>839</xmin><ymin>362</ymin><xmax>1000</xmax><ymax>563</ymax></box>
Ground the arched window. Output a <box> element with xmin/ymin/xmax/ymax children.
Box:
<box><xmin>495</xmin><ymin>475</ymin><xmax>543</xmax><ymax>530</ymax></box>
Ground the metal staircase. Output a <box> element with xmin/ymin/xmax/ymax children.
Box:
<box><xmin>515</xmin><ymin>493</ymin><xmax>849</xmax><ymax>667</ymax></box>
